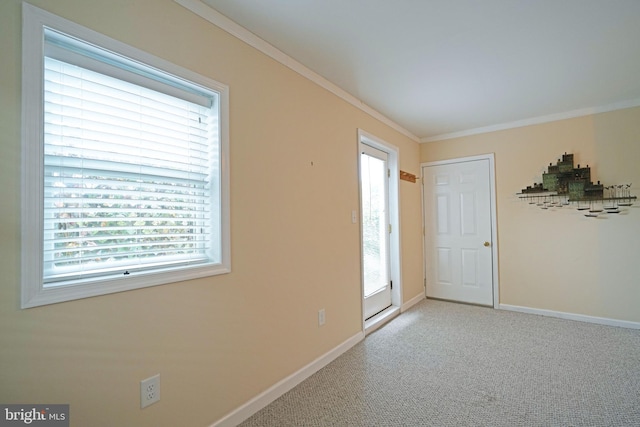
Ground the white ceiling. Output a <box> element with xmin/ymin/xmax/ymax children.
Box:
<box><xmin>199</xmin><ymin>0</ymin><xmax>640</xmax><ymax>141</ymax></box>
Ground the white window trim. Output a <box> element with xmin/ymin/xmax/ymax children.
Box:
<box><xmin>21</xmin><ymin>3</ymin><xmax>231</xmax><ymax>308</ymax></box>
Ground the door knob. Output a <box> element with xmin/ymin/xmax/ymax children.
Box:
<box><xmin>484</xmin><ymin>241</ymin><xmax>491</xmax><ymax>247</ymax></box>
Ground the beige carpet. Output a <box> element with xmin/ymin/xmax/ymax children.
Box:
<box><xmin>240</xmin><ymin>299</ymin><xmax>640</xmax><ymax>426</ymax></box>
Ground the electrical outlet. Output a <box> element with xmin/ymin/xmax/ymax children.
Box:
<box><xmin>140</xmin><ymin>374</ymin><xmax>160</xmax><ymax>408</ymax></box>
<box><xmin>318</xmin><ymin>309</ymin><xmax>326</xmax><ymax>326</ymax></box>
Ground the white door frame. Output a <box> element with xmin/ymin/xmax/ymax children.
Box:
<box><xmin>358</xmin><ymin>129</ymin><xmax>402</xmax><ymax>329</ymax></box>
<box><xmin>421</xmin><ymin>154</ymin><xmax>499</xmax><ymax>308</ymax></box>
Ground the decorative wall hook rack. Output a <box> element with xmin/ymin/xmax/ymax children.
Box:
<box><xmin>517</xmin><ymin>153</ymin><xmax>636</xmax><ymax>217</ymax></box>
<box><xmin>400</xmin><ymin>170</ymin><xmax>418</xmax><ymax>183</ymax></box>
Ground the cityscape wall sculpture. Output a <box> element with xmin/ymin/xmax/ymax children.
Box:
<box><xmin>518</xmin><ymin>153</ymin><xmax>636</xmax><ymax>217</ymax></box>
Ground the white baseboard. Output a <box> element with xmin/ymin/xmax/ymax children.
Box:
<box><xmin>402</xmin><ymin>291</ymin><xmax>426</xmax><ymax>312</ymax></box>
<box><xmin>498</xmin><ymin>304</ymin><xmax>640</xmax><ymax>330</ymax></box>
<box><xmin>209</xmin><ymin>331</ymin><xmax>365</xmax><ymax>427</ymax></box>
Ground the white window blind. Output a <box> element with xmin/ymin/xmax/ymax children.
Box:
<box><xmin>42</xmin><ymin>34</ymin><xmax>220</xmax><ymax>285</ymax></box>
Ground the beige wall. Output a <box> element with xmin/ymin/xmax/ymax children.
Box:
<box><xmin>421</xmin><ymin>107</ymin><xmax>640</xmax><ymax>323</ymax></box>
<box><xmin>0</xmin><ymin>1</ymin><xmax>423</xmax><ymax>426</ymax></box>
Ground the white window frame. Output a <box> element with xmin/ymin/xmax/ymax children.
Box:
<box><xmin>21</xmin><ymin>4</ymin><xmax>231</xmax><ymax>308</ymax></box>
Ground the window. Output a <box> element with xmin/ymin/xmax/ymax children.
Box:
<box><xmin>21</xmin><ymin>4</ymin><xmax>230</xmax><ymax>308</ymax></box>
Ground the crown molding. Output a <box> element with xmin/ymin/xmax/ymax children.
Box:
<box><xmin>421</xmin><ymin>98</ymin><xmax>640</xmax><ymax>143</ymax></box>
<box><xmin>174</xmin><ymin>0</ymin><xmax>420</xmax><ymax>142</ymax></box>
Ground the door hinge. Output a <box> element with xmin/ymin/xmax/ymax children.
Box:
<box><xmin>390</xmin><ymin>280</ymin><xmax>393</xmax><ymax>290</ymax></box>
<box><xmin>389</xmin><ymin>224</ymin><xmax>392</xmax><ymax>234</ymax></box>
<box><xmin>388</xmin><ymin>168</ymin><xmax>391</xmax><ymax>178</ymax></box>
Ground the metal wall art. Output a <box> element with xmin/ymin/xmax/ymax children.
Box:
<box><xmin>518</xmin><ymin>153</ymin><xmax>636</xmax><ymax>217</ymax></box>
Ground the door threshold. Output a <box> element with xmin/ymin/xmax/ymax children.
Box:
<box><xmin>426</xmin><ymin>297</ymin><xmax>493</xmax><ymax>308</ymax></box>
<box><xmin>365</xmin><ymin>305</ymin><xmax>400</xmax><ymax>335</ymax></box>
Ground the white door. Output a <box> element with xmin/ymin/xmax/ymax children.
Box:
<box><xmin>422</xmin><ymin>158</ymin><xmax>494</xmax><ymax>306</ymax></box>
<box><xmin>360</xmin><ymin>143</ymin><xmax>392</xmax><ymax>319</ymax></box>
